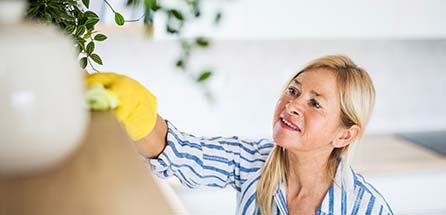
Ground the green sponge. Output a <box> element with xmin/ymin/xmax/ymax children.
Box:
<box><xmin>85</xmin><ymin>83</ymin><xmax>119</xmax><ymax>111</ymax></box>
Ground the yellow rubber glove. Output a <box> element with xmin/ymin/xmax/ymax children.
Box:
<box><xmin>85</xmin><ymin>72</ymin><xmax>157</xmax><ymax>141</ymax></box>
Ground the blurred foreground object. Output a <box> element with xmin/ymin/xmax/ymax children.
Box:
<box><xmin>0</xmin><ymin>0</ymin><xmax>88</xmax><ymax>175</ymax></box>
<box><xmin>0</xmin><ymin>112</ymin><xmax>174</xmax><ymax>215</ymax></box>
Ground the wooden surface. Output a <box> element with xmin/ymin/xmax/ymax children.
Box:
<box><xmin>352</xmin><ymin>134</ymin><xmax>446</xmax><ymax>175</ymax></box>
<box><xmin>0</xmin><ymin>111</ymin><xmax>174</xmax><ymax>215</ymax></box>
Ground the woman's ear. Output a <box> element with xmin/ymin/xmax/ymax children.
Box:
<box><xmin>332</xmin><ymin>125</ymin><xmax>361</xmax><ymax>148</ymax></box>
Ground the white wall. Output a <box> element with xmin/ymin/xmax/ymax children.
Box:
<box><xmin>91</xmin><ymin>0</ymin><xmax>446</xmax><ymax>39</ymax></box>
<box><xmin>93</xmin><ymin>32</ymin><xmax>446</xmax><ymax>138</ymax></box>
<box><xmin>161</xmin><ymin>0</ymin><xmax>446</xmax><ymax>39</ymax></box>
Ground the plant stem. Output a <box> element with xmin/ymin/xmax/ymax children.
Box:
<box><xmin>87</xmin><ymin>57</ymin><xmax>100</xmax><ymax>72</ymax></box>
<box><xmin>125</xmin><ymin>13</ymin><xmax>145</xmax><ymax>22</ymax></box>
<box><xmin>103</xmin><ymin>0</ymin><xmax>116</xmax><ymax>13</ymax></box>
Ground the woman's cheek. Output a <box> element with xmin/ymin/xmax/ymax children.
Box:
<box><xmin>273</xmin><ymin>98</ymin><xmax>285</xmax><ymax>117</ymax></box>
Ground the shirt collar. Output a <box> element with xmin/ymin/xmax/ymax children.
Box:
<box><xmin>273</xmin><ymin>182</ymin><xmax>288</xmax><ymax>214</ymax></box>
<box><xmin>319</xmin><ymin>159</ymin><xmax>356</xmax><ymax>214</ymax></box>
<box><xmin>334</xmin><ymin>159</ymin><xmax>355</xmax><ymax>192</ymax></box>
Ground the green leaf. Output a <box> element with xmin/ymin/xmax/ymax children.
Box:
<box><xmin>64</xmin><ymin>19</ymin><xmax>75</xmax><ymax>26</ymax></box>
<box><xmin>188</xmin><ymin>0</ymin><xmax>200</xmax><ymax>17</ymax></box>
<box><xmin>80</xmin><ymin>57</ymin><xmax>88</xmax><ymax>69</ymax></box>
<box><xmin>166</xmin><ymin>25</ymin><xmax>178</xmax><ymax>34</ymax></box>
<box><xmin>49</xmin><ymin>11</ymin><xmax>62</xmax><ymax>23</ymax></box>
<box><xmin>197</xmin><ymin>71</ymin><xmax>212</xmax><ymax>82</ymax></box>
<box><xmin>94</xmin><ymin>34</ymin><xmax>107</xmax><ymax>41</ymax></box>
<box><xmin>214</xmin><ymin>11</ymin><xmax>222</xmax><ymax>25</ymax></box>
<box><xmin>78</xmin><ymin>16</ymin><xmax>88</xmax><ymax>25</ymax></box>
<box><xmin>195</xmin><ymin>37</ymin><xmax>209</xmax><ymax>47</ymax></box>
<box><xmin>84</xmin><ymin>11</ymin><xmax>99</xmax><ymax>19</ymax></box>
<box><xmin>176</xmin><ymin>59</ymin><xmax>184</xmax><ymax>68</ymax></box>
<box><xmin>85</xmin><ymin>17</ymin><xmax>99</xmax><ymax>28</ymax></box>
<box><xmin>26</xmin><ymin>6</ymin><xmax>40</xmax><ymax>17</ymax></box>
<box><xmin>47</xmin><ymin>3</ymin><xmax>59</xmax><ymax>11</ymax></box>
<box><xmin>153</xmin><ymin>5</ymin><xmax>161</xmax><ymax>11</ymax></box>
<box><xmin>90</xmin><ymin>54</ymin><xmax>103</xmax><ymax>65</ymax></box>
<box><xmin>75</xmin><ymin>36</ymin><xmax>86</xmax><ymax>51</ymax></box>
<box><xmin>86</xmin><ymin>41</ymin><xmax>95</xmax><ymax>55</ymax></box>
<box><xmin>151</xmin><ymin>3</ymin><xmax>161</xmax><ymax>11</ymax></box>
<box><xmin>84</xmin><ymin>29</ymin><xmax>93</xmax><ymax>39</ymax></box>
<box><xmin>57</xmin><ymin>12</ymin><xmax>73</xmax><ymax>21</ymax></box>
<box><xmin>169</xmin><ymin>9</ymin><xmax>184</xmax><ymax>21</ymax></box>
<box><xmin>75</xmin><ymin>36</ymin><xmax>86</xmax><ymax>45</ymax></box>
<box><xmin>75</xmin><ymin>25</ymin><xmax>86</xmax><ymax>36</ymax></box>
<box><xmin>114</xmin><ymin>12</ymin><xmax>125</xmax><ymax>26</ymax></box>
<box><xmin>45</xmin><ymin>13</ymin><xmax>52</xmax><ymax>21</ymax></box>
<box><xmin>82</xmin><ymin>0</ymin><xmax>90</xmax><ymax>8</ymax></box>
<box><xmin>145</xmin><ymin>0</ymin><xmax>156</xmax><ymax>9</ymax></box>
<box><xmin>64</xmin><ymin>24</ymin><xmax>75</xmax><ymax>34</ymax></box>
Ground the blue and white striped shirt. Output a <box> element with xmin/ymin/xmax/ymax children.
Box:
<box><xmin>147</xmin><ymin>121</ymin><xmax>393</xmax><ymax>215</ymax></box>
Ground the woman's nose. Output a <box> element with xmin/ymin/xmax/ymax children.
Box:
<box><xmin>285</xmin><ymin>98</ymin><xmax>303</xmax><ymax>116</ymax></box>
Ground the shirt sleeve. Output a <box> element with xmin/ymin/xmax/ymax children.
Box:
<box><xmin>145</xmin><ymin>120</ymin><xmax>273</xmax><ymax>192</ymax></box>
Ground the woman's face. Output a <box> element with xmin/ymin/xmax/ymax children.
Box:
<box><xmin>272</xmin><ymin>68</ymin><xmax>343</xmax><ymax>152</ymax></box>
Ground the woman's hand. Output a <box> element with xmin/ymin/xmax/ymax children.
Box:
<box><xmin>85</xmin><ymin>72</ymin><xmax>157</xmax><ymax>141</ymax></box>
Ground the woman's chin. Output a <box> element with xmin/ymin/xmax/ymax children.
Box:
<box><xmin>273</xmin><ymin>134</ymin><xmax>290</xmax><ymax>147</ymax></box>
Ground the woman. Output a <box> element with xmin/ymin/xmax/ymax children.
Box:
<box><xmin>87</xmin><ymin>55</ymin><xmax>393</xmax><ymax>215</ymax></box>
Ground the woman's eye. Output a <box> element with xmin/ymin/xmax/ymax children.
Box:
<box><xmin>287</xmin><ymin>87</ymin><xmax>298</xmax><ymax>96</ymax></box>
<box><xmin>310</xmin><ymin>99</ymin><xmax>321</xmax><ymax>109</ymax></box>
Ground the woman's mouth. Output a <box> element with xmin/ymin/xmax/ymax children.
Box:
<box><xmin>280</xmin><ymin>117</ymin><xmax>301</xmax><ymax>132</ymax></box>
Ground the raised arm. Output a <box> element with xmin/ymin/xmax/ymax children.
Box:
<box><xmin>85</xmin><ymin>72</ymin><xmax>167</xmax><ymax>158</ymax></box>
<box><xmin>135</xmin><ymin>114</ymin><xmax>168</xmax><ymax>158</ymax></box>
<box><xmin>148</xmin><ymin>120</ymin><xmax>274</xmax><ymax>190</ymax></box>
<box><xmin>85</xmin><ymin>72</ymin><xmax>273</xmax><ymax>190</ymax></box>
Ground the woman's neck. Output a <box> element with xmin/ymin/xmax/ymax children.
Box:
<box><xmin>285</xmin><ymin>149</ymin><xmax>333</xmax><ymax>198</ymax></box>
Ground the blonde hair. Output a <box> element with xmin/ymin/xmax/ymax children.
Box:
<box><xmin>256</xmin><ymin>55</ymin><xmax>375</xmax><ymax>214</ymax></box>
